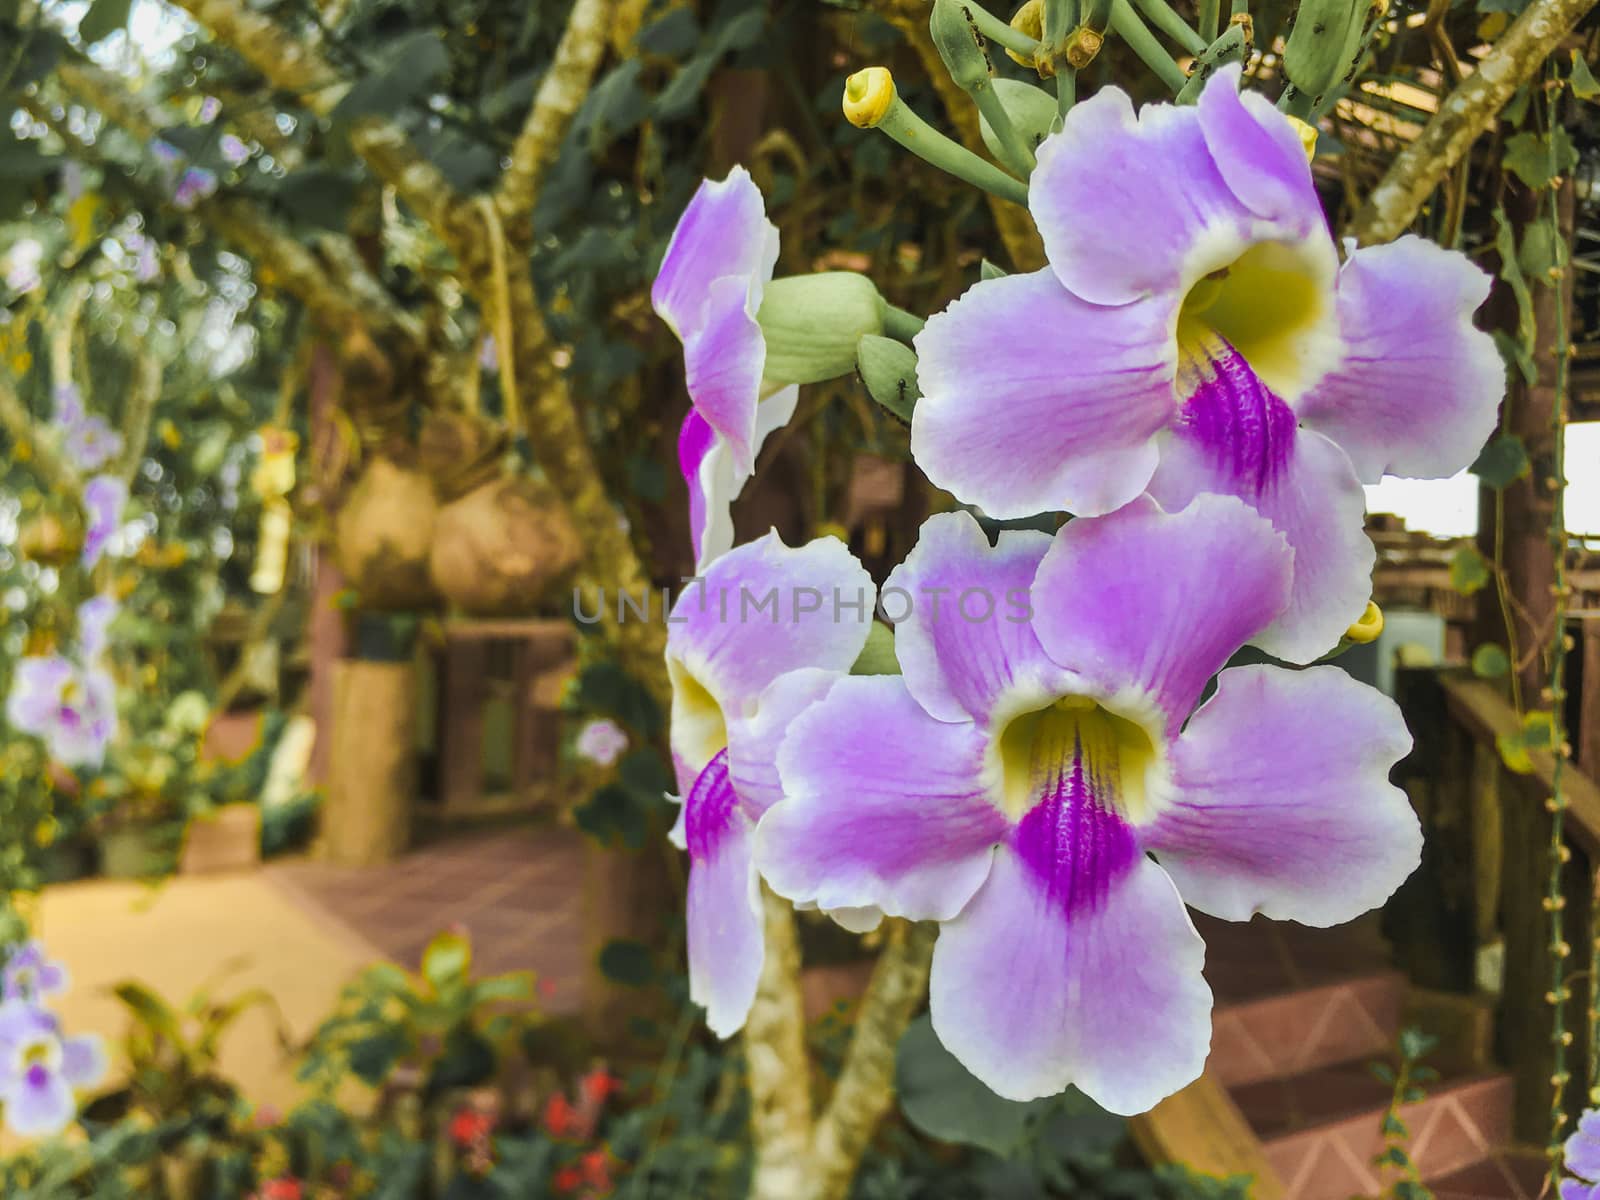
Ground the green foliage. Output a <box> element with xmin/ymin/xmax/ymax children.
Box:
<box><xmin>896</xmin><ymin>1013</ymin><xmax>1057</xmax><ymax>1155</ymax></box>
<box><xmin>1448</xmin><ymin>545</ymin><xmax>1491</xmax><ymax>596</ymax></box>
<box><xmin>1471</xmin><ymin>643</ymin><xmax>1510</xmax><ymax>679</ymax></box>
<box><xmin>1497</xmin><ymin>709</ymin><xmax>1557</xmax><ymax>774</ymax></box>
<box><xmin>1502</xmin><ymin>127</ymin><xmax>1579</xmax><ymax>191</ymax></box>
<box><xmin>1369</xmin><ymin>1027</ymin><xmax>1439</xmax><ymax>1199</ymax></box>
<box><xmin>1471</xmin><ymin>434</ymin><xmax>1530</xmax><ymax>489</ymax></box>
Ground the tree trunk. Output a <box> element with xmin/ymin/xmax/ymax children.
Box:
<box><xmin>322</xmin><ymin>658</ymin><xmax>417</xmax><ymax>865</ymax></box>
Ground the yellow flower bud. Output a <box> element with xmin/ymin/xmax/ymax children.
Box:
<box><xmin>843</xmin><ymin>68</ymin><xmax>897</xmax><ymax>129</ymax></box>
<box><xmin>1344</xmin><ymin>600</ymin><xmax>1384</xmax><ymax>645</ymax></box>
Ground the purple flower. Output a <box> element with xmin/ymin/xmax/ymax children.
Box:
<box><xmin>219</xmin><ymin>134</ymin><xmax>250</xmax><ymax>167</ymax></box>
<box><xmin>78</xmin><ymin>595</ymin><xmax>117</xmax><ymax>661</ymax></box>
<box><xmin>62</xmin><ymin>417</ymin><xmax>123</xmax><ymax>474</ymax></box>
<box><xmin>575</xmin><ymin>719</ymin><xmax>630</xmax><ymax>768</ymax></box>
<box><xmin>173</xmin><ymin>167</ymin><xmax>218</xmax><ymax>211</ymax></box>
<box><xmin>665</xmin><ymin>533</ymin><xmax>874</xmax><ymax>1035</ymax></box>
<box><xmin>1565</xmin><ymin>1110</ymin><xmax>1600</xmax><ymax>1199</ymax></box>
<box><xmin>911</xmin><ymin>65</ymin><xmax>1502</xmax><ymax>663</ymax></box>
<box><xmin>150</xmin><ymin>139</ymin><xmax>183</xmax><ymax>170</ymax></box>
<box><xmin>82</xmin><ymin>475</ymin><xmax>128</xmax><ymax>568</ymax></box>
<box><xmin>198</xmin><ymin>96</ymin><xmax>222</xmax><ymax>123</ymax></box>
<box><xmin>6</xmin><ymin>655</ymin><xmax>118</xmax><ymax>769</ymax></box>
<box><xmin>652</xmin><ymin>169</ymin><xmax>795</xmax><ymax>568</ymax></box>
<box><xmin>759</xmin><ymin>498</ymin><xmax>1421</xmax><ymax>1113</ymax></box>
<box><xmin>52</xmin><ymin>383</ymin><xmax>84</xmax><ymax>429</ymax></box>
<box><xmin>0</xmin><ymin>999</ymin><xmax>105</xmax><ymax>1138</ymax></box>
<box><xmin>3</xmin><ymin>238</ymin><xmax>43</xmax><ymax>294</ymax></box>
<box><xmin>2</xmin><ymin>943</ymin><xmax>68</xmax><ymax>1003</ymax></box>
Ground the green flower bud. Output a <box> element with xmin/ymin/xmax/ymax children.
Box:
<box><xmin>851</xmin><ymin>621</ymin><xmax>902</xmax><ymax>676</ymax></box>
<box><xmin>1283</xmin><ymin>0</ymin><xmax>1383</xmax><ymax>106</ymax></box>
<box><xmin>930</xmin><ymin>0</ymin><xmax>993</xmax><ymax>91</ymax></box>
<box><xmin>758</xmin><ymin>273</ymin><xmax>886</xmax><ymax>386</ymax></box>
<box><xmin>1176</xmin><ymin>17</ymin><xmax>1251</xmax><ymax>105</ymax></box>
<box><xmin>855</xmin><ymin>334</ymin><xmax>921</xmax><ymax>423</ymax></box>
<box><xmin>977</xmin><ymin>79</ymin><xmax>1058</xmax><ymax>162</ymax></box>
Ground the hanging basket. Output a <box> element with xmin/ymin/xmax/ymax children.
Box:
<box><xmin>333</xmin><ymin>457</ymin><xmax>440</xmax><ymax>612</ymax></box>
<box><xmin>429</xmin><ymin>475</ymin><xmax>583</xmax><ymax>617</ymax></box>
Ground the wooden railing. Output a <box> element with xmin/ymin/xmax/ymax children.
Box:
<box><xmin>1391</xmin><ymin>668</ymin><xmax>1600</xmax><ymax>1141</ymax></box>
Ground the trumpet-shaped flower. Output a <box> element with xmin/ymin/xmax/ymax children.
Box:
<box><xmin>82</xmin><ymin>476</ymin><xmax>128</xmax><ymax>568</ymax></box>
<box><xmin>666</xmin><ymin>532</ymin><xmax>874</xmax><ymax>1035</ymax></box>
<box><xmin>760</xmin><ymin>499</ymin><xmax>1421</xmax><ymax>1112</ymax></box>
<box><xmin>6</xmin><ymin>654</ymin><xmax>117</xmax><ymax>769</ymax></box>
<box><xmin>2</xmin><ymin>943</ymin><xmax>68</xmax><ymax>1004</ymax></box>
<box><xmin>0</xmin><ymin>998</ymin><xmax>105</xmax><ymax>1138</ymax></box>
<box><xmin>653</xmin><ymin>169</ymin><xmax>798</xmax><ymax>568</ymax></box>
<box><xmin>911</xmin><ymin>65</ymin><xmax>1501</xmax><ymax>662</ymax></box>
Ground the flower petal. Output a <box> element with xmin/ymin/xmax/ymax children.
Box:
<box><xmin>681</xmin><ymin>388</ymin><xmax>799</xmax><ymax>572</ymax></box>
<box><xmin>681</xmin><ymin>753</ymin><xmax>764</xmax><ymax>1038</ymax></box>
<box><xmin>883</xmin><ymin>512</ymin><xmax>1068</xmax><ymax>726</ymax></box>
<box><xmin>651</xmin><ymin>167</ymin><xmax>777</xmax><ymax>340</ymax></box>
<box><xmin>928</xmin><ymin>845</ymin><xmax>1209</xmax><ymax>1111</ymax></box>
<box><xmin>4</xmin><ymin>1063</ymin><xmax>76</xmax><ymax>1137</ymax></box>
<box><xmin>1147</xmin><ymin>664</ymin><xmax>1419</xmax><ymax>926</ymax></box>
<box><xmin>1145</xmin><ymin>345</ymin><xmax>1374</xmax><ymax>663</ymax></box>
<box><xmin>912</xmin><ymin>270</ymin><xmax>1174</xmax><ymax>518</ymax></box>
<box><xmin>683</xmin><ymin>275</ymin><xmax>765</xmax><ymax>473</ymax></box>
<box><xmin>667</xmin><ymin>532</ymin><xmax>875</xmax><ymax>773</ymax></box>
<box><xmin>760</xmin><ymin>676</ymin><xmax>1005</xmax><ymax>922</ymax></box>
<box><xmin>1567</xmin><ymin>1111</ymin><xmax>1600</xmax><ymax>1183</ymax></box>
<box><xmin>1196</xmin><ymin>65</ymin><xmax>1323</xmax><ymax>229</ymax></box>
<box><xmin>728</xmin><ymin>667</ymin><xmax>838</xmax><ymax>820</ymax></box>
<box><xmin>1031</xmin><ymin>77</ymin><xmax>1322</xmax><ymax>308</ymax></box>
<box><xmin>60</xmin><ymin>1035</ymin><xmax>106</xmax><ymax>1089</ymax></box>
<box><xmin>1297</xmin><ymin>236</ymin><xmax>1502</xmax><ymax>483</ymax></box>
<box><xmin>1030</xmin><ymin>496</ymin><xmax>1292</xmax><ymax>735</ymax></box>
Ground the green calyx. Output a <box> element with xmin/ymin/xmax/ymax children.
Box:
<box><xmin>1282</xmin><ymin>0</ymin><xmax>1383</xmax><ymax>109</ymax></box>
<box><xmin>856</xmin><ymin>335</ymin><xmax>922</xmax><ymax>424</ymax></box>
<box><xmin>758</xmin><ymin>273</ymin><xmax>887</xmax><ymax>386</ymax></box>
<box><xmin>977</xmin><ymin>79</ymin><xmax>1057</xmax><ymax>165</ymax></box>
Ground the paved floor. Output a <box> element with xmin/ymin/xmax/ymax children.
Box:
<box><xmin>266</xmin><ymin>825</ymin><xmax>589</xmax><ymax>1014</ymax></box>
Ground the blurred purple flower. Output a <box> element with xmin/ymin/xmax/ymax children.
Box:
<box><xmin>1565</xmin><ymin>1110</ymin><xmax>1600</xmax><ymax>1199</ymax></box>
<box><xmin>220</xmin><ymin>134</ymin><xmax>250</xmax><ymax>166</ymax></box>
<box><xmin>576</xmin><ymin>719</ymin><xmax>629</xmax><ymax>767</ymax></box>
<box><xmin>62</xmin><ymin>416</ymin><xmax>123</xmax><ymax>474</ymax></box>
<box><xmin>52</xmin><ymin>383</ymin><xmax>84</xmax><ymax>429</ymax></box>
<box><xmin>173</xmin><ymin>167</ymin><xmax>218</xmax><ymax>211</ymax></box>
<box><xmin>77</xmin><ymin>595</ymin><xmax>117</xmax><ymax>660</ymax></box>
<box><xmin>5</xmin><ymin>656</ymin><xmax>117</xmax><ymax>768</ymax></box>
<box><xmin>2</xmin><ymin>944</ymin><xmax>68</xmax><ymax>1004</ymax></box>
<box><xmin>0</xmin><ymin>999</ymin><xmax>105</xmax><ymax>1138</ymax></box>
<box><xmin>198</xmin><ymin>96</ymin><xmax>222</xmax><ymax>123</ymax></box>
<box><xmin>82</xmin><ymin>476</ymin><xmax>128</xmax><ymax>568</ymax></box>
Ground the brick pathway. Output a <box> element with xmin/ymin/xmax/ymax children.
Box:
<box><xmin>266</xmin><ymin>826</ymin><xmax>589</xmax><ymax>1014</ymax></box>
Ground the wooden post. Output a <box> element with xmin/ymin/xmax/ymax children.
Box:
<box><xmin>439</xmin><ymin>637</ymin><xmax>490</xmax><ymax>813</ymax></box>
<box><xmin>322</xmin><ymin>658</ymin><xmax>417</xmax><ymax>865</ymax></box>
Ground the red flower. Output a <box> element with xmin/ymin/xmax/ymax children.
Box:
<box><xmin>449</xmin><ymin>1107</ymin><xmax>495</xmax><ymax>1147</ymax></box>
<box><xmin>258</xmin><ymin>1179</ymin><xmax>303</xmax><ymax>1200</ymax></box>
<box><xmin>543</xmin><ymin>1092</ymin><xmax>582</xmax><ymax>1138</ymax></box>
<box><xmin>579</xmin><ymin>1069</ymin><xmax>620</xmax><ymax>1105</ymax></box>
<box><xmin>580</xmin><ymin>1148</ymin><xmax>612</xmax><ymax>1191</ymax></box>
<box><xmin>553</xmin><ymin>1166</ymin><xmax>582</xmax><ymax>1193</ymax></box>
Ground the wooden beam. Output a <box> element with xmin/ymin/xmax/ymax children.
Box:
<box><xmin>1129</xmin><ymin>1074</ymin><xmax>1286</xmax><ymax>1198</ymax></box>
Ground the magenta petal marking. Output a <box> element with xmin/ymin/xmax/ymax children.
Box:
<box><xmin>1012</xmin><ymin>733</ymin><xmax>1140</xmax><ymax>917</ymax></box>
<box><xmin>679</xmin><ymin>410</ymin><xmax>717</xmax><ymax>559</ymax></box>
<box><xmin>684</xmin><ymin>749</ymin><xmax>736</xmax><ymax>860</ymax></box>
<box><xmin>1174</xmin><ymin>337</ymin><xmax>1296</xmax><ymax>497</ymax></box>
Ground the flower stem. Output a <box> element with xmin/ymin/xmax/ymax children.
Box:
<box><xmin>1056</xmin><ymin>63</ymin><xmax>1077</xmax><ymax>114</ymax></box>
<box><xmin>1198</xmin><ymin>0</ymin><xmax>1219</xmax><ymax>42</ymax></box>
<box><xmin>882</xmin><ymin>304</ymin><xmax>928</xmax><ymax>342</ymax></box>
<box><xmin>1130</xmin><ymin>0</ymin><xmax>1208</xmax><ymax>54</ymax></box>
<box><xmin>877</xmin><ymin>97</ymin><xmax>1031</xmax><ymax>206</ymax></box>
<box><xmin>962</xmin><ymin>2</ymin><xmax>1044</xmax><ymax>60</ymax></box>
<box><xmin>1110</xmin><ymin>0</ymin><xmax>1190</xmax><ymax>93</ymax></box>
<box><xmin>970</xmin><ymin>80</ymin><xmax>1038</xmax><ymax>174</ymax></box>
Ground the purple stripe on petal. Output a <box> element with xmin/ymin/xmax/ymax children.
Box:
<box><xmin>1173</xmin><ymin>335</ymin><xmax>1296</xmax><ymax>498</ymax></box>
<box><xmin>1012</xmin><ymin>730</ymin><xmax>1140</xmax><ymax>918</ymax></box>
<box><xmin>679</xmin><ymin>410</ymin><xmax>717</xmax><ymax>563</ymax></box>
<box><xmin>684</xmin><ymin>749</ymin><xmax>736</xmax><ymax>860</ymax></box>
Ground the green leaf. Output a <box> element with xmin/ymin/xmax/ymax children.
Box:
<box><xmin>421</xmin><ymin>928</ymin><xmax>473</xmax><ymax>991</ymax></box>
<box><xmin>347</xmin><ymin>1029</ymin><xmax>407</xmax><ymax>1085</ymax></box>
<box><xmin>598</xmin><ymin>938</ymin><xmax>654</xmax><ymax>986</ymax></box>
<box><xmin>1498</xmin><ymin>710</ymin><xmax>1556</xmax><ymax>775</ymax></box>
<box><xmin>1471</xmin><ymin>643</ymin><xmax>1510</xmax><ymax>679</ymax></box>
<box><xmin>1375</xmin><ymin>1145</ymin><xmax>1411</xmax><ymax>1167</ymax></box>
<box><xmin>1449</xmin><ymin>545</ymin><xmax>1491</xmax><ymax>596</ymax></box>
<box><xmin>1369</xmin><ymin>1062</ymin><xmax>1396</xmax><ymax>1084</ymax></box>
<box><xmin>1380</xmin><ymin>1113</ymin><xmax>1407</xmax><ymax>1137</ymax></box>
<box><xmin>78</xmin><ymin>0</ymin><xmax>132</xmax><ymax>44</ymax></box>
<box><xmin>1397</xmin><ymin>1026</ymin><xmax>1437</xmax><ymax>1061</ymax></box>
<box><xmin>1519</xmin><ymin>221</ymin><xmax>1563</xmax><ymax>282</ymax></box>
<box><xmin>112</xmin><ymin>981</ymin><xmax>183</xmax><ymax>1042</ymax></box>
<box><xmin>896</xmin><ymin>1014</ymin><xmax>1052</xmax><ymax>1155</ymax></box>
<box><xmin>856</xmin><ymin>334</ymin><xmax>920</xmax><ymax>423</ymax></box>
<box><xmin>617</xmin><ymin>748</ymin><xmax>672</xmax><ymax>802</ymax></box>
<box><xmin>570</xmin><ymin>662</ymin><xmax>662</xmax><ymax>736</ymax></box>
<box><xmin>1502</xmin><ymin>128</ymin><xmax>1578</xmax><ymax>190</ymax></box>
<box><xmin>573</xmin><ymin>782</ymin><xmax>648</xmax><ymax>849</ymax></box>
<box><xmin>636</xmin><ymin>8</ymin><xmax>701</xmax><ymax>55</ymax></box>
<box><xmin>1570</xmin><ymin>50</ymin><xmax>1600</xmax><ymax>100</ymax></box>
<box><xmin>1471</xmin><ymin>435</ymin><xmax>1528</xmax><ymax>489</ymax></box>
<box><xmin>330</xmin><ymin>33</ymin><xmax>450</xmax><ymax>123</ymax></box>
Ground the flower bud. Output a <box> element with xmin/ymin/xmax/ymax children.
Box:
<box><xmin>1283</xmin><ymin>0</ymin><xmax>1382</xmax><ymax>105</ymax></box>
<box><xmin>758</xmin><ymin>274</ymin><xmax>887</xmax><ymax>386</ymax></box>
<box><xmin>1344</xmin><ymin>600</ymin><xmax>1384</xmax><ymax>645</ymax></box>
<box><xmin>930</xmin><ymin>0</ymin><xmax>992</xmax><ymax>91</ymax></box>
<box><xmin>843</xmin><ymin>68</ymin><xmax>896</xmax><ymax>129</ymax></box>
<box><xmin>1177</xmin><ymin>17</ymin><xmax>1250</xmax><ymax>103</ymax></box>
<box><xmin>856</xmin><ymin>334</ymin><xmax>921</xmax><ymax>423</ymax></box>
<box><xmin>1005</xmin><ymin>0</ymin><xmax>1049</xmax><ymax>72</ymax></box>
<box><xmin>978</xmin><ymin>79</ymin><xmax>1058</xmax><ymax>162</ymax></box>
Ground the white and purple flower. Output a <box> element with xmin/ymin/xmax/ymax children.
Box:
<box><xmin>652</xmin><ymin>169</ymin><xmax>799</xmax><ymax>569</ymax></box>
<box><xmin>575</xmin><ymin>718</ymin><xmax>630</xmax><ymax>768</ymax></box>
<box><xmin>81</xmin><ymin>475</ymin><xmax>128</xmax><ymax>568</ymax></box>
<box><xmin>911</xmin><ymin>64</ymin><xmax>1502</xmax><ymax>662</ymax></box>
<box><xmin>0</xmin><ymin>998</ymin><xmax>105</xmax><ymax>1138</ymax></box>
<box><xmin>1</xmin><ymin>943</ymin><xmax>69</xmax><ymax>1004</ymax></box>
<box><xmin>759</xmin><ymin>498</ymin><xmax>1421</xmax><ymax>1112</ymax></box>
<box><xmin>665</xmin><ymin>532</ymin><xmax>874</xmax><ymax>1036</ymax></box>
<box><xmin>6</xmin><ymin>654</ymin><xmax>118</xmax><ymax>769</ymax></box>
